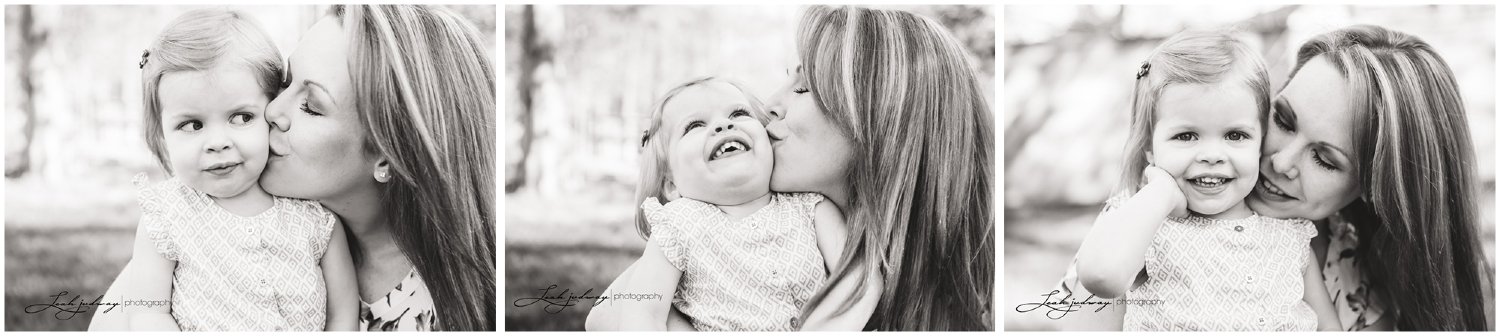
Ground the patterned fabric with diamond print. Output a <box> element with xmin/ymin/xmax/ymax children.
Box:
<box><xmin>641</xmin><ymin>192</ymin><xmax>828</xmax><ymax>331</ymax></box>
<box><xmin>1121</xmin><ymin>209</ymin><xmax>1320</xmax><ymax>331</ymax></box>
<box><xmin>134</xmin><ymin>173</ymin><xmax>338</xmax><ymax>331</ymax></box>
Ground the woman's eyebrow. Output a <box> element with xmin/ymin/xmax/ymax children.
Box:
<box><xmin>1273</xmin><ymin>97</ymin><xmax>1298</xmax><ymax>127</ymax></box>
<box><xmin>304</xmin><ymin>80</ymin><xmax>336</xmax><ymax>106</ymax></box>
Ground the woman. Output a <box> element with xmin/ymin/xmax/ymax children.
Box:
<box><xmin>91</xmin><ymin>5</ymin><xmax>496</xmax><ymax>332</ymax></box>
<box><xmin>1250</xmin><ymin>24</ymin><xmax>1491</xmax><ymax>331</ymax></box>
<box><xmin>1054</xmin><ymin>24</ymin><xmax>1492</xmax><ymax>331</ymax></box>
<box><xmin>769</xmin><ymin>5</ymin><xmax>994</xmax><ymax>331</ymax></box>
<box><xmin>587</xmin><ymin>5</ymin><xmax>994</xmax><ymax>331</ymax></box>
<box><xmin>260</xmin><ymin>5</ymin><xmax>495</xmax><ymax>331</ymax></box>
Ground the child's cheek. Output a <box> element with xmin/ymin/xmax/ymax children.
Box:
<box><xmin>163</xmin><ymin>132</ymin><xmax>200</xmax><ymax>173</ymax></box>
<box><xmin>1149</xmin><ymin>146</ymin><xmax>1194</xmax><ymax>178</ymax></box>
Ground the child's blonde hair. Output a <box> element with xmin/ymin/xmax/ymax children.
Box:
<box><xmin>140</xmin><ymin>8</ymin><xmax>283</xmax><ymax>174</ymax></box>
<box><xmin>1118</xmin><ymin>29</ymin><xmax>1270</xmax><ymax>196</ymax></box>
<box><xmin>635</xmin><ymin>76</ymin><xmax>770</xmax><ymax>239</ymax></box>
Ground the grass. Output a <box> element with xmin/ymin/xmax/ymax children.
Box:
<box><xmin>504</xmin><ymin>243</ymin><xmax>640</xmax><ymax>331</ymax></box>
<box><xmin>5</xmin><ymin>226</ymin><xmax>133</xmax><ymax>331</ymax></box>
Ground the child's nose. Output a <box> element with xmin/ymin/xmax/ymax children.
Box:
<box><xmin>204</xmin><ymin>139</ymin><xmax>232</xmax><ymax>153</ymax></box>
<box><xmin>712</xmin><ymin>119</ymin><xmax>735</xmax><ymax>133</ymax></box>
<box><xmin>1196</xmin><ymin>149</ymin><xmax>1226</xmax><ymax>165</ymax></box>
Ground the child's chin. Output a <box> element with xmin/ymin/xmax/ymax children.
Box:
<box><xmin>1186</xmin><ymin>197</ymin><xmax>1235</xmax><ymax>217</ymax></box>
<box><xmin>192</xmin><ymin>180</ymin><xmax>256</xmax><ymax>199</ymax></box>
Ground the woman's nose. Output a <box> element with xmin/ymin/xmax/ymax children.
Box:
<box><xmin>1268</xmin><ymin>142</ymin><xmax>1302</xmax><ymax>180</ymax></box>
<box><xmin>265</xmin><ymin>96</ymin><xmax>289</xmax><ymax>132</ymax></box>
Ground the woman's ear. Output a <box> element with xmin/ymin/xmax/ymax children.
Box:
<box><xmin>373</xmin><ymin>159</ymin><xmax>392</xmax><ymax>183</ymax></box>
<box><xmin>1145</xmin><ymin>150</ymin><xmax>1155</xmax><ymax>165</ymax></box>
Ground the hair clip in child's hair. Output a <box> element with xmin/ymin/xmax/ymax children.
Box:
<box><xmin>139</xmin><ymin>49</ymin><xmax>150</xmax><ymax>69</ymax></box>
<box><xmin>640</xmin><ymin>130</ymin><xmax>651</xmax><ymax>148</ymax></box>
<box><xmin>1136</xmin><ymin>61</ymin><xmax>1151</xmax><ymax>80</ymax></box>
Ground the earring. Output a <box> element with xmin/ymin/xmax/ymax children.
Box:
<box><xmin>374</xmin><ymin>169</ymin><xmax>391</xmax><ymax>183</ymax></box>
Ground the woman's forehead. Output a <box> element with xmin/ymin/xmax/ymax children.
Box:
<box><xmin>289</xmin><ymin>17</ymin><xmax>352</xmax><ymax>100</ymax></box>
<box><xmin>1282</xmin><ymin>57</ymin><xmax>1356</xmax><ymax>147</ymax></box>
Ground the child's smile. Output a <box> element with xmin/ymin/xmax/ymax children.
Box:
<box><xmin>1150</xmin><ymin>82</ymin><xmax>1262</xmax><ymax>218</ymax></box>
<box><xmin>707</xmin><ymin>134</ymin><xmax>752</xmax><ymax>162</ymax></box>
<box><xmin>660</xmin><ymin>81</ymin><xmax>774</xmax><ymax>206</ymax></box>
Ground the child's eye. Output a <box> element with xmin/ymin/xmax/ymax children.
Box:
<box><xmin>1226</xmin><ymin>131</ymin><xmax>1252</xmax><ymax>141</ymax></box>
<box><xmin>683</xmin><ymin>121</ymin><xmax>704</xmax><ymax>134</ymax></box>
<box><xmin>792</xmin><ymin>87</ymin><xmax>809</xmax><ymax>94</ymax></box>
<box><xmin>730</xmin><ymin>109</ymin><xmax>750</xmax><ymax>118</ymax></box>
<box><xmin>299</xmin><ymin>101</ymin><xmax>322</xmax><ymax>116</ymax></box>
<box><xmin>175</xmin><ymin>120</ymin><xmax>203</xmax><ymax>132</ymax></box>
<box><xmin>1169</xmin><ymin>132</ymin><xmax>1197</xmax><ymax>141</ymax></box>
<box><xmin>229</xmin><ymin>112</ymin><xmax>256</xmax><ymax>125</ymax></box>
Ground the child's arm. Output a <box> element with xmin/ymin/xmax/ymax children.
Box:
<box><xmin>585</xmin><ymin>260</ymin><xmax>699</xmax><ymax>331</ymax></box>
<box><xmin>88</xmin><ymin>263</ymin><xmax>133</xmax><ymax>331</ymax></box>
<box><xmin>320</xmin><ymin>219</ymin><xmax>359</xmax><ymax>331</ymax></box>
<box><xmin>1302</xmin><ymin>245</ymin><xmax>1341</xmax><ymax>331</ymax></box>
<box><xmin>802</xmin><ymin>200</ymin><xmax>881</xmax><ymax>330</ymax></box>
<box><xmin>123</xmin><ymin>219</ymin><xmax>180</xmax><ymax>331</ymax></box>
<box><xmin>1076</xmin><ymin>166</ymin><xmax>1185</xmax><ymax>299</ymax></box>
<box><xmin>613</xmin><ymin>239</ymin><xmax>683</xmax><ymax>330</ymax></box>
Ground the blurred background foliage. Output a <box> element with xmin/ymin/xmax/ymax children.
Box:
<box><xmin>1003</xmin><ymin>5</ymin><xmax>1495</xmax><ymax>331</ymax></box>
<box><xmin>503</xmin><ymin>5</ymin><xmax>993</xmax><ymax>330</ymax></box>
<box><xmin>2</xmin><ymin>5</ymin><xmax>494</xmax><ymax>331</ymax></box>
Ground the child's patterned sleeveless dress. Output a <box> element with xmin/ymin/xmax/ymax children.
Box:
<box><xmin>135</xmin><ymin>174</ymin><xmax>338</xmax><ymax>331</ymax></box>
<box><xmin>1122</xmin><ymin>207</ymin><xmax>1320</xmax><ymax>331</ymax></box>
<box><xmin>641</xmin><ymin>192</ymin><xmax>828</xmax><ymax>331</ymax></box>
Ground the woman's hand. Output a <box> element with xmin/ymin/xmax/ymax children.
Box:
<box><xmin>1142</xmin><ymin>165</ymin><xmax>1188</xmax><ymax>218</ymax></box>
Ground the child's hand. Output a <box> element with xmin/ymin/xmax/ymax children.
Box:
<box><xmin>1142</xmin><ymin>165</ymin><xmax>1188</xmax><ymax>218</ymax></box>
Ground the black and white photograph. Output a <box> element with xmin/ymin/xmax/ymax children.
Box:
<box><xmin>1005</xmin><ymin>5</ymin><xmax>1496</xmax><ymax>331</ymax></box>
<box><xmin>4</xmin><ymin>5</ymin><xmax>497</xmax><ymax>331</ymax></box>
<box><xmin>503</xmin><ymin>5</ymin><xmax>995</xmax><ymax>331</ymax></box>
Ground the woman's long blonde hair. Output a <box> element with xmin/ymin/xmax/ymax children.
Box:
<box><xmin>794</xmin><ymin>5</ymin><xmax>993</xmax><ymax>330</ymax></box>
<box><xmin>1293</xmin><ymin>25</ymin><xmax>1490</xmax><ymax>330</ymax></box>
<box><xmin>332</xmin><ymin>5</ymin><xmax>495</xmax><ymax>331</ymax></box>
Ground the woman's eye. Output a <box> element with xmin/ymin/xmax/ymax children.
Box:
<box><xmin>1273</xmin><ymin>111</ymin><xmax>1294</xmax><ymax>132</ymax></box>
<box><xmin>299</xmin><ymin>101</ymin><xmax>322</xmax><ymax>116</ymax></box>
<box><xmin>1169</xmin><ymin>132</ymin><xmax>1197</xmax><ymax>141</ymax></box>
<box><xmin>175</xmin><ymin>120</ymin><xmax>203</xmax><ymax>132</ymax></box>
<box><xmin>683</xmin><ymin>121</ymin><xmax>704</xmax><ymax>134</ymax></box>
<box><xmin>230</xmin><ymin>112</ymin><xmax>256</xmax><ymax>125</ymax></box>
<box><xmin>730</xmin><ymin>109</ymin><xmax>750</xmax><ymax>118</ymax></box>
<box><xmin>792</xmin><ymin>87</ymin><xmax>809</xmax><ymax>94</ymax></box>
<box><xmin>1226</xmin><ymin>131</ymin><xmax>1251</xmax><ymax>141</ymax></box>
<box><xmin>1312</xmin><ymin>151</ymin><xmax>1339</xmax><ymax>171</ymax></box>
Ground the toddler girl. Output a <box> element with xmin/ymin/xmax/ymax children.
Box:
<box><xmin>1074</xmin><ymin>30</ymin><xmax>1338</xmax><ymax>331</ymax></box>
<box><xmin>121</xmin><ymin>8</ymin><xmax>357</xmax><ymax>331</ymax></box>
<box><xmin>594</xmin><ymin>77</ymin><xmax>878</xmax><ymax>331</ymax></box>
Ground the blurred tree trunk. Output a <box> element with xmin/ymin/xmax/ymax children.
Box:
<box><xmin>506</xmin><ymin>5</ymin><xmax>549</xmax><ymax>193</ymax></box>
<box><xmin>7</xmin><ymin>5</ymin><xmax>44</xmax><ymax>178</ymax></box>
